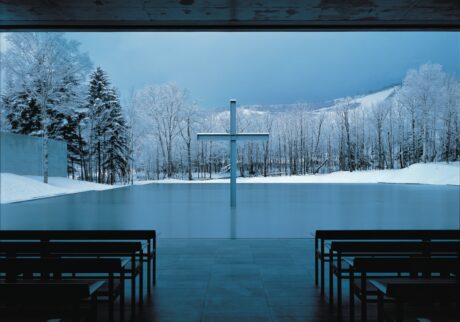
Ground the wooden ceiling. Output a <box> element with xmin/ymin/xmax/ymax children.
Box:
<box><xmin>1</xmin><ymin>0</ymin><xmax>459</xmax><ymax>30</ymax></box>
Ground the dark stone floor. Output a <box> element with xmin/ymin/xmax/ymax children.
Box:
<box><xmin>137</xmin><ymin>238</ymin><xmax>349</xmax><ymax>322</ymax></box>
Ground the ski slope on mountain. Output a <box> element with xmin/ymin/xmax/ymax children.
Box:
<box><xmin>317</xmin><ymin>86</ymin><xmax>397</xmax><ymax>114</ymax></box>
<box><xmin>214</xmin><ymin>86</ymin><xmax>398</xmax><ymax>120</ymax></box>
<box><xmin>353</xmin><ymin>87</ymin><xmax>397</xmax><ymax>108</ymax></box>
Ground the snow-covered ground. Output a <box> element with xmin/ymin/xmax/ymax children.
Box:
<box><xmin>0</xmin><ymin>173</ymin><xmax>118</xmax><ymax>204</ymax></box>
<box><xmin>1</xmin><ymin>162</ymin><xmax>458</xmax><ymax>204</ymax></box>
<box><xmin>149</xmin><ymin>162</ymin><xmax>460</xmax><ymax>186</ymax></box>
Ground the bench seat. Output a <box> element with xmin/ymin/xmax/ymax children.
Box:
<box><xmin>329</xmin><ymin>242</ymin><xmax>459</xmax><ymax>322</ymax></box>
<box><xmin>370</xmin><ymin>278</ymin><xmax>459</xmax><ymax>322</ymax></box>
<box><xmin>0</xmin><ymin>256</ymin><xmax>127</xmax><ymax>321</ymax></box>
<box><xmin>314</xmin><ymin>229</ymin><xmax>460</xmax><ymax>297</ymax></box>
<box><xmin>0</xmin><ymin>280</ymin><xmax>104</xmax><ymax>321</ymax></box>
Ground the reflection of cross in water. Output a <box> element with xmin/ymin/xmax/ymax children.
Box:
<box><xmin>197</xmin><ymin>99</ymin><xmax>269</xmax><ymax>207</ymax></box>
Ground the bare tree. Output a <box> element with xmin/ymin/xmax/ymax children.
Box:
<box><xmin>2</xmin><ymin>33</ymin><xmax>91</xmax><ymax>183</ymax></box>
<box><xmin>179</xmin><ymin>103</ymin><xmax>198</xmax><ymax>180</ymax></box>
<box><xmin>134</xmin><ymin>83</ymin><xmax>186</xmax><ymax>178</ymax></box>
<box><xmin>372</xmin><ymin>102</ymin><xmax>389</xmax><ymax>169</ymax></box>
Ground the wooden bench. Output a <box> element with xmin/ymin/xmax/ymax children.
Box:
<box><xmin>0</xmin><ymin>280</ymin><xmax>104</xmax><ymax>322</ymax></box>
<box><xmin>370</xmin><ymin>278</ymin><xmax>460</xmax><ymax>322</ymax></box>
<box><xmin>0</xmin><ymin>258</ymin><xmax>125</xmax><ymax>322</ymax></box>
<box><xmin>0</xmin><ymin>241</ymin><xmax>143</xmax><ymax>319</ymax></box>
<box><xmin>348</xmin><ymin>257</ymin><xmax>459</xmax><ymax>322</ymax></box>
<box><xmin>0</xmin><ymin>229</ymin><xmax>156</xmax><ymax>293</ymax></box>
<box><xmin>314</xmin><ymin>230</ymin><xmax>460</xmax><ymax>295</ymax></box>
<box><xmin>328</xmin><ymin>241</ymin><xmax>460</xmax><ymax>321</ymax></box>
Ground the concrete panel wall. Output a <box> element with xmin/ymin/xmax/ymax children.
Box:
<box><xmin>0</xmin><ymin>131</ymin><xmax>67</xmax><ymax>177</ymax></box>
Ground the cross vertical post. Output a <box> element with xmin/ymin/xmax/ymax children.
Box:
<box><xmin>230</xmin><ymin>99</ymin><xmax>237</xmax><ymax>207</ymax></box>
<box><xmin>197</xmin><ymin>99</ymin><xmax>269</xmax><ymax>207</ymax></box>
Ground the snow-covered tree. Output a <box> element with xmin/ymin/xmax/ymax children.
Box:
<box><xmin>102</xmin><ymin>88</ymin><xmax>130</xmax><ymax>184</ymax></box>
<box><xmin>3</xmin><ymin>90</ymin><xmax>42</xmax><ymax>135</ymax></box>
<box><xmin>86</xmin><ymin>67</ymin><xmax>113</xmax><ymax>183</ymax></box>
<box><xmin>133</xmin><ymin>83</ymin><xmax>187</xmax><ymax>178</ymax></box>
<box><xmin>179</xmin><ymin>103</ymin><xmax>199</xmax><ymax>181</ymax></box>
<box><xmin>1</xmin><ymin>32</ymin><xmax>91</xmax><ymax>183</ymax></box>
<box><xmin>77</xmin><ymin>69</ymin><xmax>131</xmax><ymax>184</ymax></box>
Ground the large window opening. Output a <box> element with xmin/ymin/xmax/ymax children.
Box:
<box><xmin>0</xmin><ymin>32</ymin><xmax>459</xmax><ymax>234</ymax></box>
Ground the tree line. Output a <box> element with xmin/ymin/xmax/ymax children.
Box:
<box><xmin>1</xmin><ymin>33</ymin><xmax>459</xmax><ymax>184</ymax></box>
<box><xmin>128</xmin><ymin>64</ymin><xmax>459</xmax><ymax>181</ymax></box>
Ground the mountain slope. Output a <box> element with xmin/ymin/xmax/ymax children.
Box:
<box><xmin>213</xmin><ymin>86</ymin><xmax>399</xmax><ymax>117</ymax></box>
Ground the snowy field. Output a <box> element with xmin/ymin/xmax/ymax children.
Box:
<box><xmin>148</xmin><ymin>162</ymin><xmax>460</xmax><ymax>186</ymax></box>
<box><xmin>1</xmin><ymin>162</ymin><xmax>458</xmax><ymax>204</ymax></box>
<box><xmin>0</xmin><ymin>174</ymin><xmax>117</xmax><ymax>204</ymax></box>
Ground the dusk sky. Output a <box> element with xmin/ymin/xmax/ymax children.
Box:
<box><xmin>65</xmin><ymin>32</ymin><xmax>459</xmax><ymax>109</ymax></box>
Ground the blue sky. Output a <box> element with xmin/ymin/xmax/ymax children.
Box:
<box><xmin>67</xmin><ymin>32</ymin><xmax>459</xmax><ymax>109</ymax></box>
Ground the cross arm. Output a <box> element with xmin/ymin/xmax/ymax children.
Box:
<box><xmin>233</xmin><ymin>133</ymin><xmax>269</xmax><ymax>141</ymax></box>
<box><xmin>197</xmin><ymin>133</ymin><xmax>269</xmax><ymax>141</ymax></box>
<box><xmin>197</xmin><ymin>133</ymin><xmax>232</xmax><ymax>141</ymax></box>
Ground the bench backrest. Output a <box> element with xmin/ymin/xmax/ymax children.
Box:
<box><xmin>316</xmin><ymin>230</ymin><xmax>460</xmax><ymax>241</ymax></box>
<box><xmin>352</xmin><ymin>257</ymin><xmax>459</xmax><ymax>274</ymax></box>
<box><xmin>0</xmin><ymin>258</ymin><xmax>123</xmax><ymax>277</ymax></box>
<box><xmin>0</xmin><ymin>241</ymin><xmax>143</xmax><ymax>257</ymax></box>
<box><xmin>330</xmin><ymin>241</ymin><xmax>460</xmax><ymax>255</ymax></box>
<box><xmin>384</xmin><ymin>280</ymin><xmax>459</xmax><ymax>300</ymax></box>
<box><xmin>0</xmin><ymin>230</ymin><xmax>155</xmax><ymax>241</ymax></box>
<box><xmin>0</xmin><ymin>282</ymin><xmax>95</xmax><ymax>301</ymax></box>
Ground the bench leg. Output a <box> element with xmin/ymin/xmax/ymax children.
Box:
<box><xmin>349</xmin><ymin>272</ymin><xmax>355</xmax><ymax>322</ymax></box>
<box><xmin>147</xmin><ymin>242</ymin><xmax>152</xmax><ymax>295</ymax></box>
<box><xmin>139</xmin><ymin>252</ymin><xmax>144</xmax><ymax>308</ymax></box>
<box><xmin>131</xmin><ymin>256</ymin><xmax>136</xmax><ymax>319</ymax></box>
<box><xmin>396</xmin><ymin>300</ymin><xmax>404</xmax><ymax>322</ymax></box>
<box><xmin>109</xmin><ymin>274</ymin><xmax>114</xmax><ymax>322</ymax></box>
<box><xmin>337</xmin><ymin>255</ymin><xmax>342</xmax><ymax>321</ymax></box>
<box><xmin>321</xmin><ymin>257</ymin><xmax>325</xmax><ymax>295</ymax></box>
<box><xmin>120</xmin><ymin>272</ymin><xmax>125</xmax><ymax>322</ymax></box>
<box><xmin>320</xmin><ymin>240</ymin><xmax>325</xmax><ymax>295</ymax></box>
<box><xmin>92</xmin><ymin>293</ymin><xmax>98</xmax><ymax>322</ymax></box>
<box><xmin>153</xmin><ymin>247</ymin><xmax>156</xmax><ymax>286</ymax></box>
<box><xmin>377</xmin><ymin>292</ymin><xmax>384</xmax><ymax>322</ymax></box>
<box><xmin>315</xmin><ymin>238</ymin><xmax>318</xmax><ymax>286</ymax></box>
<box><xmin>361</xmin><ymin>275</ymin><xmax>367</xmax><ymax>322</ymax></box>
<box><xmin>329</xmin><ymin>252</ymin><xmax>334</xmax><ymax>309</ymax></box>
<box><xmin>73</xmin><ymin>303</ymin><xmax>80</xmax><ymax>322</ymax></box>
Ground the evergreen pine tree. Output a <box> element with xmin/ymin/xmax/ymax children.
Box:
<box><xmin>3</xmin><ymin>90</ymin><xmax>42</xmax><ymax>135</ymax></box>
<box><xmin>102</xmin><ymin>88</ymin><xmax>130</xmax><ymax>184</ymax></box>
<box><xmin>86</xmin><ymin>67</ymin><xmax>112</xmax><ymax>183</ymax></box>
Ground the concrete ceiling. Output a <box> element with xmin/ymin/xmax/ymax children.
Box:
<box><xmin>1</xmin><ymin>0</ymin><xmax>459</xmax><ymax>30</ymax></box>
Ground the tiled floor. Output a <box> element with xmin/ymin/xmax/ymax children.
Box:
<box><xmin>136</xmin><ymin>238</ymin><xmax>348</xmax><ymax>322</ymax></box>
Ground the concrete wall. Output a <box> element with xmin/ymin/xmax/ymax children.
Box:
<box><xmin>0</xmin><ymin>131</ymin><xmax>67</xmax><ymax>177</ymax></box>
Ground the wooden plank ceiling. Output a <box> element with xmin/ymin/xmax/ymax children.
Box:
<box><xmin>1</xmin><ymin>0</ymin><xmax>459</xmax><ymax>30</ymax></box>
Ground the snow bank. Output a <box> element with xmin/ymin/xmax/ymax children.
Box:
<box><xmin>2</xmin><ymin>162</ymin><xmax>457</xmax><ymax>204</ymax></box>
<box><xmin>0</xmin><ymin>173</ymin><xmax>118</xmax><ymax>204</ymax></box>
<box><xmin>150</xmin><ymin>162</ymin><xmax>460</xmax><ymax>186</ymax></box>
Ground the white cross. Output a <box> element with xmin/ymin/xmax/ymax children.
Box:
<box><xmin>197</xmin><ymin>99</ymin><xmax>269</xmax><ymax>207</ymax></box>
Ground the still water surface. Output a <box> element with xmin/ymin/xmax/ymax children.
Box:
<box><xmin>1</xmin><ymin>183</ymin><xmax>458</xmax><ymax>238</ymax></box>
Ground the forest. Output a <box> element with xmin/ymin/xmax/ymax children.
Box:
<box><xmin>1</xmin><ymin>33</ymin><xmax>459</xmax><ymax>184</ymax></box>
